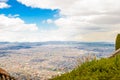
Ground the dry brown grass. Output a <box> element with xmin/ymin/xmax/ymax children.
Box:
<box><xmin>76</xmin><ymin>54</ymin><xmax>97</xmax><ymax>67</ymax></box>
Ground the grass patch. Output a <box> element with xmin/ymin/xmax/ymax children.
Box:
<box><xmin>50</xmin><ymin>54</ymin><xmax>120</xmax><ymax>80</ymax></box>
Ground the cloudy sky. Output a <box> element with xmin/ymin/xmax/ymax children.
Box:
<box><xmin>0</xmin><ymin>0</ymin><xmax>120</xmax><ymax>42</ymax></box>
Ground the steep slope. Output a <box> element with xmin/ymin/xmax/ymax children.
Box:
<box><xmin>50</xmin><ymin>54</ymin><xmax>120</xmax><ymax>80</ymax></box>
<box><xmin>51</xmin><ymin>34</ymin><xmax>120</xmax><ymax>80</ymax></box>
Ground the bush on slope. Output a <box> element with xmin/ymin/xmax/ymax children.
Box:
<box><xmin>116</xmin><ymin>34</ymin><xmax>120</xmax><ymax>50</ymax></box>
<box><xmin>51</xmin><ymin>55</ymin><xmax>120</xmax><ymax>80</ymax></box>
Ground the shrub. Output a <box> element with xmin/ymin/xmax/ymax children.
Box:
<box><xmin>115</xmin><ymin>34</ymin><xmax>120</xmax><ymax>50</ymax></box>
<box><xmin>50</xmin><ymin>54</ymin><xmax>120</xmax><ymax>80</ymax></box>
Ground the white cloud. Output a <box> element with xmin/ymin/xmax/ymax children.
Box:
<box><xmin>0</xmin><ymin>14</ymin><xmax>40</xmax><ymax>42</ymax></box>
<box><xmin>42</xmin><ymin>19</ymin><xmax>53</xmax><ymax>24</ymax></box>
<box><xmin>0</xmin><ymin>0</ymin><xmax>10</xmax><ymax>9</ymax></box>
<box><xmin>0</xmin><ymin>14</ymin><xmax>74</xmax><ymax>42</ymax></box>
<box><xmin>9</xmin><ymin>0</ymin><xmax>120</xmax><ymax>42</ymax></box>
<box><xmin>46</xmin><ymin>19</ymin><xmax>53</xmax><ymax>24</ymax></box>
<box><xmin>88</xmin><ymin>15</ymin><xmax>120</xmax><ymax>25</ymax></box>
<box><xmin>0</xmin><ymin>14</ymin><xmax>38</xmax><ymax>32</ymax></box>
<box><xmin>17</xmin><ymin>0</ymin><xmax>75</xmax><ymax>10</ymax></box>
<box><xmin>8</xmin><ymin>14</ymin><xmax>19</xmax><ymax>18</ymax></box>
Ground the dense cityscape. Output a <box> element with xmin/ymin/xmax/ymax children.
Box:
<box><xmin>0</xmin><ymin>42</ymin><xmax>114</xmax><ymax>79</ymax></box>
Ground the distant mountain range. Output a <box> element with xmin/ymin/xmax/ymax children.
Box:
<box><xmin>0</xmin><ymin>41</ymin><xmax>114</xmax><ymax>58</ymax></box>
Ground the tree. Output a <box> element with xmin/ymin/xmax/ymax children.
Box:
<box><xmin>115</xmin><ymin>34</ymin><xmax>120</xmax><ymax>50</ymax></box>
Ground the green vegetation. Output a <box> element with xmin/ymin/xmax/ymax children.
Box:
<box><xmin>51</xmin><ymin>55</ymin><xmax>120</xmax><ymax>80</ymax></box>
<box><xmin>115</xmin><ymin>34</ymin><xmax>120</xmax><ymax>50</ymax></box>
<box><xmin>50</xmin><ymin>34</ymin><xmax>120</xmax><ymax>80</ymax></box>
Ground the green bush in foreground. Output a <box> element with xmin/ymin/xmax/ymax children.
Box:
<box><xmin>116</xmin><ymin>34</ymin><xmax>120</xmax><ymax>50</ymax></box>
<box><xmin>50</xmin><ymin>55</ymin><xmax>120</xmax><ymax>80</ymax></box>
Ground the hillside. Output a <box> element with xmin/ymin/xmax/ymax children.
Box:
<box><xmin>0</xmin><ymin>42</ymin><xmax>114</xmax><ymax>79</ymax></box>
<box><xmin>51</xmin><ymin>34</ymin><xmax>120</xmax><ymax>80</ymax></box>
<box><xmin>51</xmin><ymin>54</ymin><xmax>120</xmax><ymax>80</ymax></box>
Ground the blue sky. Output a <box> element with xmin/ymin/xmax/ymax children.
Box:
<box><xmin>0</xmin><ymin>0</ymin><xmax>120</xmax><ymax>42</ymax></box>
<box><xmin>0</xmin><ymin>0</ymin><xmax>59</xmax><ymax>30</ymax></box>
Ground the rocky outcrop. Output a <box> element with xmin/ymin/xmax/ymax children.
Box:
<box><xmin>0</xmin><ymin>68</ymin><xmax>15</xmax><ymax>80</ymax></box>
